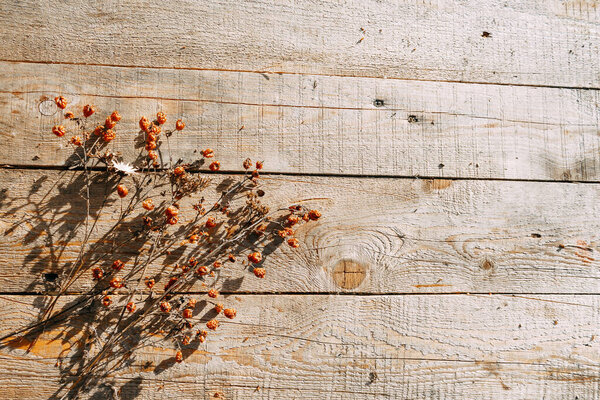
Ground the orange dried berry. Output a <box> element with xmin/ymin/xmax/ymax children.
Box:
<box><xmin>308</xmin><ymin>210</ymin><xmax>322</xmax><ymax>221</ymax></box>
<box><xmin>126</xmin><ymin>302</ymin><xmax>136</xmax><ymax>312</ymax></box>
<box><xmin>64</xmin><ymin>111</ymin><xmax>75</xmax><ymax>119</ymax></box>
<box><xmin>277</xmin><ymin>228</ymin><xmax>294</xmax><ymax>238</ymax></box>
<box><xmin>145</xmin><ymin>141</ymin><xmax>157</xmax><ymax>151</ymax></box>
<box><xmin>207</xmin><ymin>289</ymin><xmax>219</xmax><ymax>298</ymax></box>
<box><xmin>145</xmin><ymin>278</ymin><xmax>155</xmax><ymax>289</ymax></box>
<box><xmin>213</xmin><ymin>261</ymin><xmax>222</xmax><ymax>269</ymax></box>
<box><xmin>182</xmin><ymin>335</ymin><xmax>191</xmax><ymax>345</ymax></box>
<box><xmin>109</xmin><ymin>277</ymin><xmax>124</xmax><ymax>288</ymax></box>
<box><xmin>173</xmin><ymin>166</ymin><xmax>185</xmax><ymax>176</ymax></box>
<box><xmin>253</xmin><ymin>267</ymin><xmax>266</xmax><ymax>278</ymax></box>
<box><xmin>112</xmin><ymin>259</ymin><xmax>125</xmax><ymax>271</ymax></box>
<box><xmin>243</xmin><ymin>158</ymin><xmax>252</xmax><ymax>170</ymax></box>
<box><xmin>196</xmin><ymin>265</ymin><xmax>208</xmax><ymax>276</ymax></box>
<box><xmin>175</xmin><ymin>350</ymin><xmax>183</xmax><ymax>363</ymax></box>
<box><xmin>202</xmin><ymin>149</ymin><xmax>214</xmax><ymax>158</ymax></box>
<box><xmin>182</xmin><ymin>308</ymin><xmax>193</xmax><ymax>319</ymax></box>
<box><xmin>148</xmin><ymin>150</ymin><xmax>158</xmax><ymax>160</ymax></box>
<box><xmin>187</xmin><ymin>298</ymin><xmax>197</xmax><ymax>308</ymax></box>
<box><xmin>256</xmin><ymin>161</ymin><xmax>263</xmax><ymax>170</ymax></box>
<box><xmin>165</xmin><ymin>205</ymin><xmax>179</xmax><ymax>218</ymax></box>
<box><xmin>139</xmin><ymin>116</ymin><xmax>150</xmax><ymax>132</ymax></box>
<box><xmin>223</xmin><ymin>308</ymin><xmax>236</xmax><ymax>319</ymax></box>
<box><xmin>206</xmin><ymin>319</ymin><xmax>219</xmax><ymax>330</ymax></box>
<box><xmin>54</xmin><ymin>96</ymin><xmax>67</xmax><ymax>109</ymax></box>
<box><xmin>209</xmin><ymin>161</ymin><xmax>220</xmax><ymax>171</ymax></box>
<box><xmin>167</xmin><ymin>217</ymin><xmax>178</xmax><ymax>225</ymax></box>
<box><xmin>302</xmin><ymin>213</ymin><xmax>310</xmax><ymax>222</ymax></box>
<box><xmin>175</xmin><ymin>119</ymin><xmax>185</xmax><ymax>130</ymax></box>
<box><xmin>116</xmin><ymin>184</ymin><xmax>128</xmax><ymax>198</ymax></box>
<box><xmin>198</xmin><ymin>335</ymin><xmax>206</xmax><ymax>343</ymax></box>
<box><xmin>102</xmin><ymin>296</ymin><xmax>112</xmax><ymax>307</ymax></box>
<box><xmin>188</xmin><ymin>257</ymin><xmax>199</xmax><ymax>267</ymax></box>
<box><xmin>248</xmin><ymin>252</ymin><xmax>262</xmax><ymax>264</ymax></box>
<box><xmin>205</xmin><ymin>217</ymin><xmax>217</xmax><ymax>228</ymax></box>
<box><xmin>70</xmin><ymin>136</ymin><xmax>83</xmax><ymax>146</ymax></box>
<box><xmin>160</xmin><ymin>301</ymin><xmax>172</xmax><ymax>313</ymax></box>
<box><xmin>93</xmin><ymin>125</ymin><xmax>104</xmax><ymax>136</ymax></box>
<box><xmin>92</xmin><ymin>267</ymin><xmax>104</xmax><ymax>280</ymax></box>
<box><xmin>287</xmin><ymin>237</ymin><xmax>300</xmax><ymax>248</ymax></box>
<box><xmin>104</xmin><ymin>116</ymin><xmax>116</xmax><ymax>129</ymax></box>
<box><xmin>142</xmin><ymin>199</ymin><xmax>154</xmax><ymax>211</ymax></box>
<box><xmin>102</xmin><ymin>129</ymin><xmax>116</xmax><ymax>142</ymax></box>
<box><xmin>110</xmin><ymin>111</ymin><xmax>121</xmax><ymax>122</ymax></box>
<box><xmin>52</xmin><ymin>125</ymin><xmax>66</xmax><ymax>137</ymax></box>
<box><xmin>148</xmin><ymin>123</ymin><xmax>161</xmax><ymax>135</ymax></box>
<box><xmin>156</xmin><ymin>112</ymin><xmax>167</xmax><ymax>125</ymax></box>
<box><xmin>83</xmin><ymin>104</ymin><xmax>95</xmax><ymax>117</ymax></box>
<box><xmin>286</xmin><ymin>215</ymin><xmax>300</xmax><ymax>226</ymax></box>
<box><xmin>214</xmin><ymin>303</ymin><xmax>224</xmax><ymax>313</ymax></box>
<box><xmin>188</xmin><ymin>233</ymin><xmax>199</xmax><ymax>243</ymax></box>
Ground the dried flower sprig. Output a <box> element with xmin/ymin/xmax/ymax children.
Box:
<box><xmin>0</xmin><ymin>97</ymin><xmax>322</xmax><ymax>398</ymax></box>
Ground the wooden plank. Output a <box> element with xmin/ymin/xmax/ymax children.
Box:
<box><xmin>1</xmin><ymin>169</ymin><xmax>600</xmax><ymax>294</ymax></box>
<box><xmin>0</xmin><ymin>1</ymin><xmax>599</xmax><ymax>88</ymax></box>
<box><xmin>1</xmin><ymin>294</ymin><xmax>599</xmax><ymax>399</ymax></box>
<box><xmin>1</xmin><ymin>62</ymin><xmax>600</xmax><ymax>180</ymax></box>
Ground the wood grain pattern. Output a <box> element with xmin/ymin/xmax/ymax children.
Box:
<box><xmin>1</xmin><ymin>294</ymin><xmax>599</xmax><ymax>399</ymax></box>
<box><xmin>0</xmin><ymin>0</ymin><xmax>599</xmax><ymax>88</ymax></box>
<box><xmin>1</xmin><ymin>169</ymin><xmax>599</xmax><ymax>294</ymax></box>
<box><xmin>1</xmin><ymin>62</ymin><xmax>600</xmax><ymax>180</ymax></box>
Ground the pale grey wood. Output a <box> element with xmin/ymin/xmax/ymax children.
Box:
<box><xmin>0</xmin><ymin>1</ymin><xmax>599</xmax><ymax>87</ymax></box>
<box><xmin>1</xmin><ymin>169</ymin><xmax>599</xmax><ymax>294</ymax></box>
<box><xmin>1</xmin><ymin>62</ymin><xmax>600</xmax><ymax>180</ymax></box>
<box><xmin>1</xmin><ymin>294</ymin><xmax>599</xmax><ymax>399</ymax></box>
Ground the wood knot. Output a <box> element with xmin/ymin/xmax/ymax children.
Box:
<box><xmin>480</xmin><ymin>259</ymin><xmax>494</xmax><ymax>271</ymax></box>
<box><xmin>332</xmin><ymin>259</ymin><xmax>367</xmax><ymax>289</ymax></box>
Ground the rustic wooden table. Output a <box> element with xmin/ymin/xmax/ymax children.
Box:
<box><xmin>1</xmin><ymin>1</ymin><xmax>599</xmax><ymax>399</ymax></box>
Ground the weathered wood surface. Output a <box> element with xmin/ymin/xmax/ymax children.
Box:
<box><xmin>1</xmin><ymin>294</ymin><xmax>599</xmax><ymax>399</ymax></box>
<box><xmin>1</xmin><ymin>169</ymin><xmax>599</xmax><ymax>294</ymax></box>
<box><xmin>0</xmin><ymin>1</ymin><xmax>599</xmax><ymax>88</ymax></box>
<box><xmin>1</xmin><ymin>62</ymin><xmax>600</xmax><ymax>180</ymax></box>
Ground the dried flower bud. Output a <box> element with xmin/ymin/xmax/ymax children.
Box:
<box><xmin>182</xmin><ymin>335</ymin><xmax>191</xmax><ymax>345</ymax></box>
<box><xmin>187</xmin><ymin>298</ymin><xmax>197</xmax><ymax>308</ymax></box>
<box><xmin>182</xmin><ymin>308</ymin><xmax>193</xmax><ymax>319</ymax></box>
<box><xmin>164</xmin><ymin>276</ymin><xmax>178</xmax><ymax>290</ymax></box>
<box><xmin>70</xmin><ymin>136</ymin><xmax>83</xmax><ymax>146</ymax></box>
<box><xmin>175</xmin><ymin>119</ymin><xmax>185</xmax><ymax>130</ymax></box>
<box><xmin>308</xmin><ymin>210</ymin><xmax>322</xmax><ymax>221</ymax></box>
<box><xmin>223</xmin><ymin>308</ymin><xmax>236</xmax><ymax>319</ymax></box>
<box><xmin>287</xmin><ymin>238</ymin><xmax>300</xmax><ymax>248</ymax></box>
<box><xmin>228</xmin><ymin>254</ymin><xmax>236</xmax><ymax>262</ymax></box>
<box><xmin>142</xmin><ymin>216</ymin><xmax>153</xmax><ymax>227</ymax></box>
<box><xmin>102</xmin><ymin>296</ymin><xmax>112</xmax><ymax>307</ymax></box>
<box><xmin>248</xmin><ymin>252</ymin><xmax>262</xmax><ymax>264</ymax></box>
<box><xmin>64</xmin><ymin>111</ymin><xmax>74</xmax><ymax>119</ymax></box>
<box><xmin>196</xmin><ymin>265</ymin><xmax>208</xmax><ymax>276</ymax></box>
<box><xmin>253</xmin><ymin>267</ymin><xmax>266</xmax><ymax>278</ymax></box>
<box><xmin>165</xmin><ymin>205</ymin><xmax>179</xmax><ymax>218</ymax></box>
<box><xmin>207</xmin><ymin>289</ymin><xmax>219</xmax><ymax>298</ymax></box>
<box><xmin>205</xmin><ymin>217</ymin><xmax>217</xmax><ymax>228</ymax></box>
<box><xmin>126</xmin><ymin>302</ymin><xmax>136</xmax><ymax>312</ymax></box>
<box><xmin>92</xmin><ymin>267</ymin><xmax>104</xmax><ymax>280</ymax></box>
<box><xmin>93</xmin><ymin>125</ymin><xmax>104</xmax><ymax>136</ymax></box>
<box><xmin>213</xmin><ymin>261</ymin><xmax>222</xmax><ymax>269</ymax></box>
<box><xmin>160</xmin><ymin>301</ymin><xmax>172</xmax><ymax>313</ymax></box>
<box><xmin>139</xmin><ymin>116</ymin><xmax>150</xmax><ymax>132</ymax></box>
<box><xmin>175</xmin><ymin>350</ymin><xmax>183</xmax><ymax>363</ymax></box>
<box><xmin>286</xmin><ymin>215</ymin><xmax>300</xmax><ymax>226</ymax></box>
<box><xmin>145</xmin><ymin>141</ymin><xmax>157</xmax><ymax>151</ymax></box>
<box><xmin>145</xmin><ymin>278</ymin><xmax>155</xmax><ymax>289</ymax></box>
<box><xmin>148</xmin><ymin>150</ymin><xmax>158</xmax><ymax>160</ymax></box>
<box><xmin>188</xmin><ymin>233</ymin><xmax>199</xmax><ymax>243</ymax></box>
<box><xmin>54</xmin><ymin>96</ymin><xmax>67</xmax><ymax>109</ymax></box>
<box><xmin>214</xmin><ymin>303</ymin><xmax>224</xmax><ymax>313</ymax></box>
<box><xmin>156</xmin><ymin>112</ymin><xmax>167</xmax><ymax>125</ymax></box>
<box><xmin>102</xmin><ymin>129</ymin><xmax>116</xmax><ymax>142</ymax></box>
<box><xmin>112</xmin><ymin>259</ymin><xmax>125</xmax><ymax>271</ymax></box>
<box><xmin>110</xmin><ymin>111</ymin><xmax>121</xmax><ymax>122</ymax></box>
<box><xmin>142</xmin><ymin>199</ymin><xmax>154</xmax><ymax>211</ymax></box>
<box><xmin>277</xmin><ymin>228</ymin><xmax>294</xmax><ymax>238</ymax></box>
<box><xmin>202</xmin><ymin>149</ymin><xmax>214</xmax><ymax>158</ymax></box>
<box><xmin>243</xmin><ymin>158</ymin><xmax>252</xmax><ymax>170</ymax></box>
<box><xmin>105</xmin><ymin>116</ymin><xmax>116</xmax><ymax>129</ymax></box>
<box><xmin>173</xmin><ymin>166</ymin><xmax>185</xmax><ymax>176</ymax></box>
<box><xmin>188</xmin><ymin>258</ymin><xmax>198</xmax><ymax>267</ymax></box>
<box><xmin>256</xmin><ymin>161</ymin><xmax>263</xmax><ymax>170</ymax></box>
<box><xmin>52</xmin><ymin>125</ymin><xmax>66</xmax><ymax>137</ymax></box>
<box><xmin>209</xmin><ymin>161</ymin><xmax>220</xmax><ymax>171</ymax></box>
<box><xmin>83</xmin><ymin>104</ymin><xmax>95</xmax><ymax>117</ymax></box>
<box><xmin>117</xmin><ymin>184</ymin><xmax>128</xmax><ymax>198</ymax></box>
<box><xmin>206</xmin><ymin>319</ymin><xmax>219</xmax><ymax>330</ymax></box>
<box><xmin>110</xmin><ymin>277</ymin><xmax>124</xmax><ymax>288</ymax></box>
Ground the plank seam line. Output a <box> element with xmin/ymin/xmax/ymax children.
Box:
<box><xmin>2</xmin><ymin>164</ymin><xmax>599</xmax><ymax>185</ymax></box>
<box><xmin>2</xmin><ymin>59</ymin><xmax>599</xmax><ymax>91</ymax></box>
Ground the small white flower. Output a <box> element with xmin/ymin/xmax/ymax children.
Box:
<box><xmin>112</xmin><ymin>160</ymin><xmax>137</xmax><ymax>175</ymax></box>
